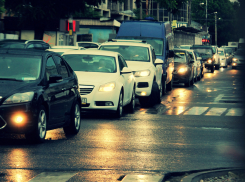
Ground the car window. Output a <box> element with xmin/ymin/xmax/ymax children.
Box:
<box><xmin>118</xmin><ymin>55</ymin><xmax>127</xmax><ymax>71</ymax></box>
<box><xmin>173</xmin><ymin>51</ymin><xmax>187</xmax><ymax>63</ymax></box>
<box><xmin>63</xmin><ymin>54</ymin><xmax>117</xmax><ymax>73</ymax></box>
<box><xmin>53</xmin><ymin>55</ymin><xmax>69</xmax><ymax>78</ymax></box>
<box><xmin>100</xmin><ymin>45</ymin><xmax>150</xmax><ymax>62</ymax></box>
<box><xmin>46</xmin><ymin>57</ymin><xmax>59</xmax><ymax>81</ymax></box>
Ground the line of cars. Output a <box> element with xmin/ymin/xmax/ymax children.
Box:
<box><xmin>1</xmin><ymin>39</ymin><xmax>242</xmax><ymax>143</ymax></box>
<box><xmin>0</xmin><ymin>39</ymin><xmax>172</xmax><ymax>143</ymax></box>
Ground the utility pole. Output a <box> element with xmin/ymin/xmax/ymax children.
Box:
<box><xmin>215</xmin><ymin>12</ymin><xmax>217</xmax><ymax>46</ymax></box>
<box><xmin>146</xmin><ymin>0</ymin><xmax>148</xmax><ymax>15</ymax></box>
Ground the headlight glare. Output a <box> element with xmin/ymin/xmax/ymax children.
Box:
<box><xmin>134</xmin><ymin>70</ymin><xmax>151</xmax><ymax>77</ymax></box>
<box><xmin>178</xmin><ymin>67</ymin><xmax>188</xmax><ymax>73</ymax></box>
<box><xmin>232</xmin><ymin>58</ymin><xmax>238</xmax><ymax>62</ymax></box>
<box><xmin>3</xmin><ymin>92</ymin><xmax>34</xmax><ymax>105</ymax></box>
<box><xmin>99</xmin><ymin>82</ymin><xmax>116</xmax><ymax>92</ymax></box>
<box><xmin>207</xmin><ymin>59</ymin><xmax>212</xmax><ymax>63</ymax></box>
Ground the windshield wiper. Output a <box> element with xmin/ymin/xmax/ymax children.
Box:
<box><xmin>0</xmin><ymin>78</ymin><xmax>23</xmax><ymax>82</ymax></box>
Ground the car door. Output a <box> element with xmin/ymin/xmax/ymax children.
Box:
<box><xmin>44</xmin><ymin>56</ymin><xmax>67</xmax><ymax>125</ymax></box>
<box><xmin>53</xmin><ymin>55</ymin><xmax>76</xmax><ymax>124</ymax></box>
<box><xmin>152</xmin><ymin>47</ymin><xmax>162</xmax><ymax>87</ymax></box>
<box><xmin>118</xmin><ymin>55</ymin><xmax>132</xmax><ymax>104</ymax></box>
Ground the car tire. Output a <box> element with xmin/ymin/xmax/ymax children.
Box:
<box><xmin>127</xmin><ymin>88</ymin><xmax>135</xmax><ymax>113</ymax></box>
<box><xmin>184</xmin><ymin>77</ymin><xmax>191</xmax><ymax>87</ymax></box>
<box><xmin>25</xmin><ymin>105</ymin><xmax>47</xmax><ymax>143</ymax></box>
<box><xmin>63</xmin><ymin>101</ymin><xmax>81</xmax><ymax>135</ymax></box>
<box><xmin>114</xmin><ymin>91</ymin><xmax>123</xmax><ymax>118</ymax></box>
<box><xmin>139</xmin><ymin>81</ymin><xmax>160</xmax><ymax>107</ymax></box>
<box><xmin>166</xmin><ymin>77</ymin><xmax>173</xmax><ymax>91</ymax></box>
<box><xmin>161</xmin><ymin>77</ymin><xmax>167</xmax><ymax>96</ymax></box>
<box><xmin>211</xmin><ymin>66</ymin><xmax>215</xmax><ymax>73</ymax></box>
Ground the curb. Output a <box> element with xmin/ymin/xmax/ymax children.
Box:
<box><xmin>181</xmin><ymin>168</ymin><xmax>245</xmax><ymax>182</ymax></box>
<box><xmin>161</xmin><ymin>167</ymin><xmax>245</xmax><ymax>182</ymax></box>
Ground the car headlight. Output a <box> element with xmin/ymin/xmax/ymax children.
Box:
<box><xmin>207</xmin><ymin>59</ymin><xmax>212</xmax><ymax>63</ymax></box>
<box><xmin>99</xmin><ymin>82</ymin><xmax>116</xmax><ymax>92</ymax></box>
<box><xmin>3</xmin><ymin>92</ymin><xmax>35</xmax><ymax>105</ymax></box>
<box><xmin>178</xmin><ymin>67</ymin><xmax>188</xmax><ymax>73</ymax></box>
<box><xmin>232</xmin><ymin>58</ymin><xmax>238</xmax><ymax>62</ymax></box>
<box><xmin>134</xmin><ymin>70</ymin><xmax>151</xmax><ymax>77</ymax></box>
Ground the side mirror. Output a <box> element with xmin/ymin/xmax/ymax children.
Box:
<box><xmin>49</xmin><ymin>75</ymin><xmax>63</xmax><ymax>83</ymax></box>
<box><xmin>154</xmin><ymin>58</ymin><xmax>164</xmax><ymax>65</ymax></box>
<box><xmin>121</xmin><ymin>67</ymin><xmax>132</xmax><ymax>74</ymax></box>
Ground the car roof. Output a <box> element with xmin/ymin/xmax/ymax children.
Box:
<box><xmin>50</xmin><ymin>46</ymin><xmax>79</xmax><ymax>49</ymax></box>
<box><xmin>62</xmin><ymin>49</ymin><xmax>119</xmax><ymax>57</ymax></box>
<box><xmin>100</xmin><ymin>41</ymin><xmax>151</xmax><ymax>48</ymax></box>
<box><xmin>0</xmin><ymin>48</ymin><xmax>54</xmax><ymax>57</ymax></box>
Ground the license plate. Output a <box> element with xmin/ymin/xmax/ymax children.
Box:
<box><xmin>81</xmin><ymin>98</ymin><xmax>87</xmax><ymax>105</ymax></box>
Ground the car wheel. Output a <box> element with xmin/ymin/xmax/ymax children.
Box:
<box><xmin>161</xmin><ymin>77</ymin><xmax>167</xmax><ymax>96</ymax></box>
<box><xmin>63</xmin><ymin>101</ymin><xmax>81</xmax><ymax>135</ymax></box>
<box><xmin>127</xmin><ymin>88</ymin><xmax>135</xmax><ymax>113</ymax></box>
<box><xmin>215</xmin><ymin>65</ymin><xmax>220</xmax><ymax>70</ymax></box>
<box><xmin>25</xmin><ymin>105</ymin><xmax>47</xmax><ymax>143</ymax></box>
<box><xmin>139</xmin><ymin>81</ymin><xmax>160</xmax><ymax>107</ymax></box>
<box><xmin>184</xmin><ymin>77</ymin><xmax>191</xmax><ymax>87</ymax></box>
<box><xmin>166</xmin><ymin>77</ymin><xmax>173</xmax><ymax>91</ymax></box>
<box><xmin>211</xmin><ymin>66</ymin><xmax>215</xmax><ymax>73</ymax></box>
<box><xmin>114</xmin><ymin>91</ymin><xmax>123</xmax><ymax>118</ymax></box>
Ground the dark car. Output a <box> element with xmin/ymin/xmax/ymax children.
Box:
<box><xmin>231</xmin><ymin>49</ymin><xmax>245</xmax><ymax>69</ymax></box>
<box><xmin>191</xmin><ymin>45</ymin><xmax>215</xmax><ymax>73</ymax></box>
<box><xmin>0</xmin><ymin>39</ymin><xmax>51</xmax><ymax>50</ymax></box>
<box><xmin>173</xmin><ymin>49</ymin><xmax>195</xmax><ymax>87</ymax></box>
<box><xmin>0</xmin><ymin>49</ymin><xmax>81</xmax><ymax>143</ymax></box>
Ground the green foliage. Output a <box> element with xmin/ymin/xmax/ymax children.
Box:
<box><xmin>191</xmin><ymin>0</ymin><xmax>240</xmax><ymax>46</ymax></box>
<box><xmin>156</xmin><ymin>0</ymin><xmax>188</xmax><ymax>14</ymax></box>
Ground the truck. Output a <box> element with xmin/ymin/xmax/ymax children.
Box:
<box><xmin>115</xmin><ymin>20</ymin><xmax>174</xmax><ymax>94</ymax></box>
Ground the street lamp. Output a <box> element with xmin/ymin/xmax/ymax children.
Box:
<box><xmin>200</xmin><ymin>0</ymin><xmax>208</xmax><ymax>33</ymax></box>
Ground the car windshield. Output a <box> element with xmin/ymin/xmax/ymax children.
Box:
<box><xmin>0</xmin><ymin>55</ymin><xmax>42</xmax><ymax>81</ymax></box>
<box><xmin>174</xmin><ymin>51</ymin><xmax>187</xmax><ymax>63</ymax></box>
<box><xmin>115</xmin><ymin>37</ymin><xmax>164</xmax><ymax>56</ymax></box>
<box><xmin>100</xmin><ymin>45</ymin><xmax>150</xmax><ymax>62</ymax></box>
<box><xmin>77</xmin><ymin>43</ymin><xmax>98</xmax><ymax>48</ymax></box>
<box><xmin>192</xmin><ymin>48</ymin><xmax>213</xmax><ymax>56</ymax></box>
<box><xmin>62</xmin><ymin>54</ymin><xmax>117</xmax><ymax>73</ymax></box>
<box><xmin>234</xmin><ymin>49</ymin><xmax>244</xmax><ymax>56</ymax></box>
<box><xmin>218</xmin><ymin>50</ymin><xmax>225</xmax><ymax>56</ymax></box>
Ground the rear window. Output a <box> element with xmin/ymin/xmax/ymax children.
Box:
<box><xmin>100</xmin><ymin>45</ymin><xmax>150</xmax><ymax>62</ymax></box>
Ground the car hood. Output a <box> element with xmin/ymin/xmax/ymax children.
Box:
<box><xmin>0</xmin><ymin>80</ymin><xmax>36</xmax><ymax>99</ymax></box>
<box><xmin>126</xmin><ymin>61</ymin><xmax>153</xmax><ymax>71</ymax></box>
<box><xmin>75</xmin><ymin>71</ymin><xmax>118</xmax><ymax>85</ymax></box>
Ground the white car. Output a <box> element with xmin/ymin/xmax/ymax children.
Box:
<box><xmin>98</xmin><ymin>40</ymin><xmax>164</xmax><ymax>107</ymax></box>
<box><xmin>218</xmin><ymin>48</ymin><xmax>228</xmax><ymax>68</ymax></box>
<box><xmin>48</xmin><ymin>46</ymin><xmax>85</xmax><ymax>55</ymax></box>
<box><xmin>186</xmin><ymin>49</ymin><xmax>202</xmax><ymax>81</ymax></box>
<box><xmin>62</xmin><ymin>50</ymin><xmax>136</xmax><ymax>118</ymax></box>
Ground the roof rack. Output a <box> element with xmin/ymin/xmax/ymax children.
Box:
<box><xmin>107</xmin><ymin>39</ymin><xmax>147</xmax><ymax>43</ymax></box>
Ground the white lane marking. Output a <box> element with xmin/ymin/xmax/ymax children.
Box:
<box><xmin>205</xmin><ymin>108</ymin><xmax>227</xmax><ymax>116</ymax></box>
<box><xmin>183</xmin><ymin>107</ymin><xmax>209</xmax><ymax>115</ymax></box>
<box><xmin>122</xmin><ymin>174</ymin><xmax>164</xmax><ymax>182</ymax></box>
<box><xmin>225</xmin><ymin>108</ymin><xmax>244</xmax><ymax>116</ymax></box>
<box><xmin>214</xmin><ymin>94</ymin><xmax>224</xmax><ymax>102</ymax></box>
<box><xmin>28</xmin><ymin>172</ymin><xmax>77</xmax><ymax>182</ymax></box>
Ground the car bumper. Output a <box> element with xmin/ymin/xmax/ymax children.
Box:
<box><xmin>0</xmin><ymin>102</ymin><xmax>35</xmax><ymax>134</ymax></box>
<box><xmin>79</xmin><ymin>85</ymin><xmax>120</xmax><ymax>111</ymax></box>
<box><xmin>173</xmin><ymin>72</ymin><xmax>190</xmax><ymax>83</ymax></box>
<box><xmin>205</xmin><ymin>63</ymin><xmax>214</xmax><ymax>68</ymax></box>
<box><xmin>134</xmin><ymin>76</ymin><xmax>153</xmax><ymax>97</ymax></box>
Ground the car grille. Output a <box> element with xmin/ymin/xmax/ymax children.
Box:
<box><xmin>79</xmin><ymin>85</ymin><xmax>94</xmax><ymax>95</ymax></box>
<box><xmin>0</xmin><ymin>115</ymin><xmax>7</xmax><ymax>130</ymax></box>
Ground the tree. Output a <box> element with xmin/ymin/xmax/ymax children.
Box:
<box><xmin>191</xmin><ymin>0</ymin><xmax>239</xmax><ymax>46</ymax></box>
<box><xmin>4</xmin><ymin>0</ymin><xmax>124</xmax><ymax>39</ymax></box>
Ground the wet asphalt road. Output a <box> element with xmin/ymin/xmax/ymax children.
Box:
<box><xmin>0</xmin><ymin>65</ymin><xmax>244</xmax><ymax>182</ymax></box>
